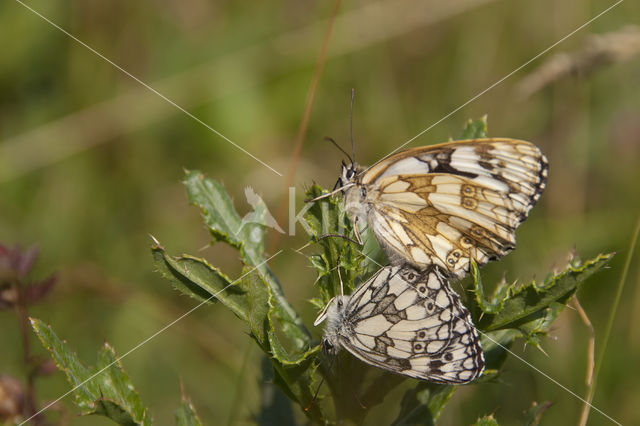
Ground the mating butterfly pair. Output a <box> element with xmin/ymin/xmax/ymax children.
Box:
<box><xmin>313</xmin><ymin>138</ymin><xmax>548</xmax><ymax>384</ymax></box>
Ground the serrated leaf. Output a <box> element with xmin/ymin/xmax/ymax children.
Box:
<box><xmin>152</xmin><ymin>243</ymin><xmax>249</xmax><ymax>322</ymax></box>
<box><xmin>183</xmin><ymin>170</ymin><xmax>264</xmax><ymax>258</ymax></box>
<box><xmin>474</xmin><ymin>253</ymin><xmax>614</xmax><ymax>331</ymax></box>
<box><xmin>183</xmin><ymin>171</ymin><xmax>309</xmax><ymax>352</ymax></box>
<box><xmin>175</xmin><ymin>397</ymin><xmax>203</xmax><ymax>426</ymax></box>
<box><xmin>31</xmin><ymin>318</ymin><xmax>151</xmax><ymax>425</ymax></box>
<box><xmin>153</xmin><ymin>241</ymin><xmax>319</xmax><ymax>419</ymax></box>
<box><xmin>392</xmin><ymin>382</ymin><xmax>455</xmax><ymax>426</ymax></box>
<box><xmin>459</xmin><ymin>116</ymin><xmax>488</xmax><ymax>139</ymax></box>
<box><xmin>245</xmin><ymin>268</ymin><xmax>270</xmax><ymax>348</ymax></box>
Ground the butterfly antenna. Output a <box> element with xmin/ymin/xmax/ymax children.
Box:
<box><xmin>352</xmin><ymin>388</ymin><xmax>367</xmax><ymax>409</ymax></box>
<box><xmin>324</xmin><ymin>136</ymin><xmax>353</xmax><ymax>164</ymax></box>
<box><xmin>305</xmin><ymin>355</ymin><xmax>337</xmax><ymax>412</ymax></box>
<box><xmin>350</xmin><ymin>88</ymin><xmax>356</xmax><ymax>164</ymax></box>
<box><xmin>304</xmin><ymin>374</ymin><xmax>326</xmax><ymax>412</ymax></box>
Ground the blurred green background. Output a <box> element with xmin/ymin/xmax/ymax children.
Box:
<box><xmin>1</xmin><ymin>0</ymin><xmax>639</xmax><ymax>424</ymax></box>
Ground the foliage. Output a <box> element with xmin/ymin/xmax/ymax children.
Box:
<box><xmin>30</xmin><ymin>318</ymin><xmax>203</xmax><ymax>426</ymax></box>
<box><xmin>148</xmin><ymin>118</ymin><xmax>612</xmax><ymax>424</ymax></box>
<box><xmin>31</xmin><ymin>318</ymin><xmax>153</xmax><ymax>426</ymax></box>
<box><xmin>29</xmin><ymin>119</ymin><xmax>614</xmax><ymax>425</ymax></box>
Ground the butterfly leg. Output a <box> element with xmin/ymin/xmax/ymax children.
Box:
<box><xmin>336</xmin><ymin>253</ymin><xmax>344</xmax><ymax>296</ymax></box>
<box><xmin>353</xmin><ymin>216</ymin><xmax>364</xmax><ymax>245</ymax></box>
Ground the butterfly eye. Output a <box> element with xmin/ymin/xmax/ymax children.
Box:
<box><xmin>337</xmin><ymin>299</ymin><xmax>344</xmax><ymax>308</ymax></box>
<box><xmin>360</xmin><ymin>187</ymin><xmax>367</xmax><ymax>198</ymax></box>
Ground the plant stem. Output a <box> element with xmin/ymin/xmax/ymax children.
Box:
<box><xmin>580</xmin><ymin>215</ymin><xmax>640</xmax><ymax>425</ymax></box>
<box><xmin>572</xmin><ymin>296</ymin><xmax>594</xmax><ymax>426</ymax></box>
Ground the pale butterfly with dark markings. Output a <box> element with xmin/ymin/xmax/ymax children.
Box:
<box><xmin>314</xmin><ymin>263</ymin><xmax>484</xmax><ymax>384</ymax></box>
<box><xmin>317</xmin><ymin>138</ymin><xmax>548</xmax><ymax>279</ymax></box>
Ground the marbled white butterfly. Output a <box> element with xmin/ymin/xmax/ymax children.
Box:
<box><xmin>314</xmin><ymin>264</ymin><xmax>484</xmax><ymax>384</ymax></box>
<box><xmin>333</xmin><ymin>139</ymin><xmax>548</xmax><ymax>278</ymax></box>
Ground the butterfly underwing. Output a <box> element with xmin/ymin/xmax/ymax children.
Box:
<box><xmin>314</xmin><ymin>264</ymin><xmax>485</xmax><ymax>384</ymax></box>
<box><xmin>337</xmin><ymin>138</ymin><xmax>548</xmax><ymax>278</ymax></box>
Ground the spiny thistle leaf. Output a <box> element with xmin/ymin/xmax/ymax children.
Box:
<box><xmin>152</xmin><ymin>242</ymin><xmax>321</xmax><ymax>419</ymax></box>
<box><xmin>183</xmin><ymin>170</ymin><xmax>309</xmax><ymax>351</ymax></box>
<box><xmin>472</xmin><ymin>253</ymin><xmax>614</xmax><ymax>332</ymax></box>
<box><xmin>30</xmin><ymin>318</ymin><xmax>152</xmax><ymax>425</ymax></box>
<box><xmin>152</xmin><ymin>244</ymin><xmax>248</xmax><ymax>321</ymax></box>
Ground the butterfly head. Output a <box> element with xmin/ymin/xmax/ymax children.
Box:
<box><xmin>314</xmin><ymin>295</ymin><xmax>349</xmax><ymax>356</ymax></box>
<box><xmin>336</xmin><ymin>161</ymin><xmax>359</xmax><ymax>192</ymax></box>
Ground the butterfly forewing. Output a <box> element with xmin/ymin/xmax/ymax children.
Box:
<box><xmin>318</xmin><ymin>265</ymin><xmax>484</xmax><ymax>384</ymax></box>
<box><xmin>346</xmin><ymin>138</ymin><xmax>547</xmax><ymax>277</ymax></box>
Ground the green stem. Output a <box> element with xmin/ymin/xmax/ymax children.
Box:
<box><xmin>583</xmin><ymin>215</ymin><xmax>640</xmax><ymax>424</ymax></box>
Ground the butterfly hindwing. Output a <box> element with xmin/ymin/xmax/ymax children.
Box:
<box><xmin>318</xmin><ymin>265</ymin><xmax>484</xmax><ymax>384</ymax></box>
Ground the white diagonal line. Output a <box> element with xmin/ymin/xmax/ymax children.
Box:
<box><xmin>367</xmin><ymin>0</ymin><xmax>623</xmax><ymax>170</ymax></box>
<box><xmin>12</xmin><ymin>0</ymin><xmax>283</xmax><ymax>177</ymax></box>
<box><xmin>20</xmin><ymin>250</ymin><xmax>283</xmax><ymax>425</ymax></box>
<box><xmin>478</xmin><ymin>330</ymin><xmax>621</xmax><ymax>425</ymax></box>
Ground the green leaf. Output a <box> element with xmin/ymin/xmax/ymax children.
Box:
<box><xmin>183</xmin><ymin>170</ymin><xmax>309</xmax><ymax>352</ymax></box>
<box><xmin>152</xmin><ymin>242</ymin><xmax>249</xmax><ymax>322</ymax></box>
<box><xmin>473</xmin><ymin>253</ymin><xmax>614</xmax><ymax>332</ymax></box>
<box><xmin>472</xmin><ymin>414</ymin><xmax>499</xmax><ymax>426</ymax></box>
<box><xmin>31</xmin><ymin>318</ymin><xmax>151</xmax><ymax>425</ymax></box>
<box><xmin>153</xmin><ymin>238</ymin><xmax>320</xmax><ymax>420</ymax></box>
<box><xmin>303</xmin><ymin>185</ymin><xmax>368</xmax><ymax>303</ymax></box>
<box><xmin>183</xmin><ymin>170</ymin><xmax>264</xmax><ymax>259</ymax></box>
<box><xmin>175</xmin><ymin>396</ymin><xmax>203</xmax><ymax>426</ymax></box>
<box><xmin>392</xmin><ymin>382</ymin><xmax>455</xmax><ymax>426</ymax></box>
<box><xmin>246</xmin><ymin>268</ymin><xmax>271</xmax><ymax>348</ymax></box>
<box><xmin>459</xmin><ymin>116</ymin><xmax>488</xmax><ymax>139</ymax></box>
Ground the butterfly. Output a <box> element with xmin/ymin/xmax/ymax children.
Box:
<box><xmin>328</xmin><ymin>138</ymin><xmax>548</xmax><ymax>279</ymax></box>
<box><xmin>314</xmin><ymin>263</ymin><xmax>485</xmax><ymax>384</ymax></box>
